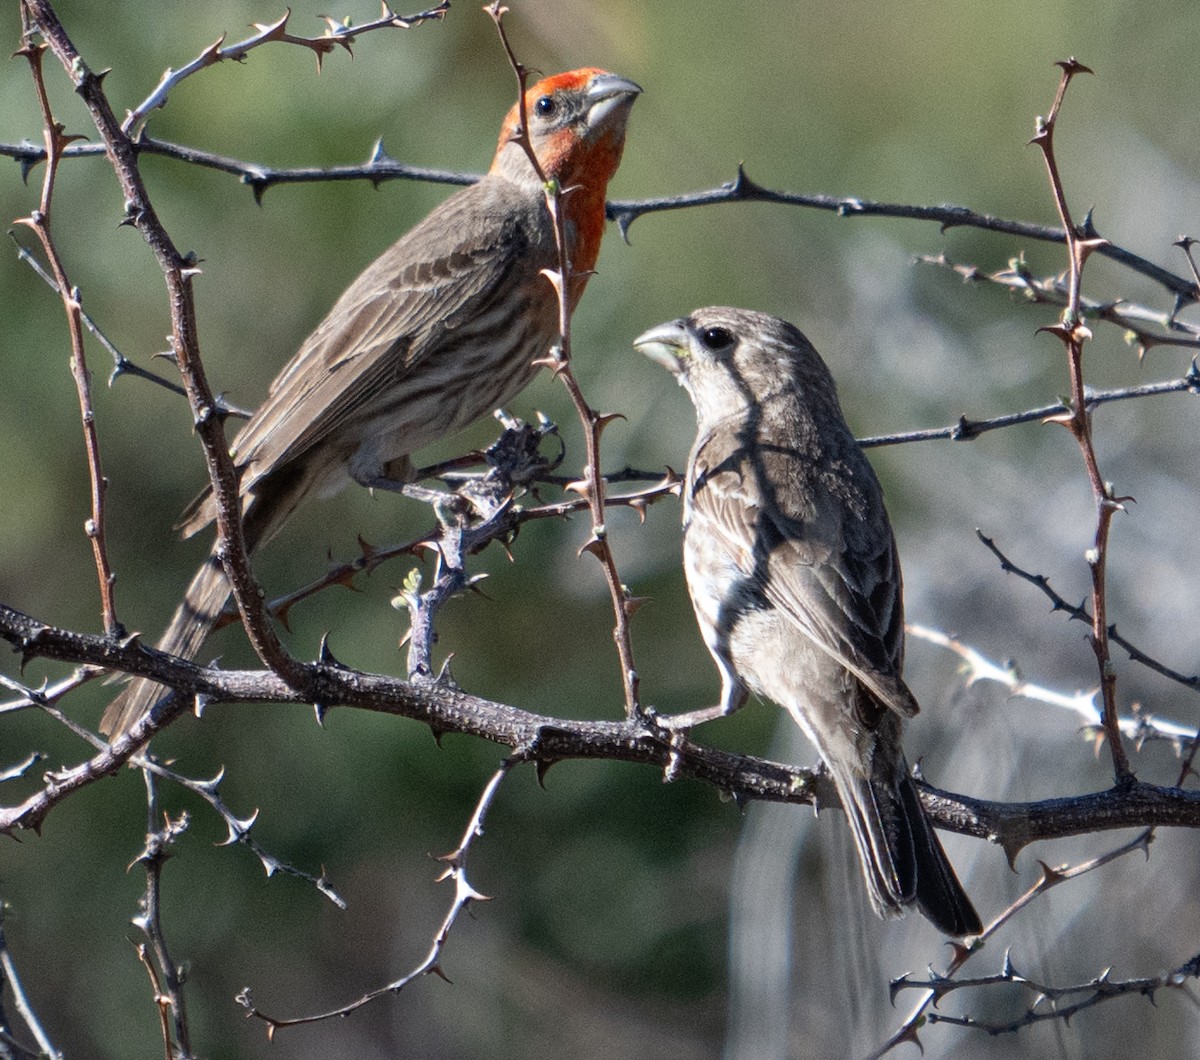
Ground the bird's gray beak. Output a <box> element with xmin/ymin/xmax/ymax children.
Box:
<box><xmin>633</xmin><ymin>319</ymin><xmax>689</xmax><ymax>376</ymax></box>
<box><xmin>585</xmin><ymin>73</ymin><xmax>642</xmax><ymax>128</ymax></box>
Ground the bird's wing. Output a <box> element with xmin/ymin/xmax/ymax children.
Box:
<box><xmin>230</xmin><ymin>178</ymin><xmax>544</xmax><ymax>486</ymax></box>
<box><xmin>692</xmin><ymin>440</ymin><xmax>918</xmax><ymax>719</ymax></box>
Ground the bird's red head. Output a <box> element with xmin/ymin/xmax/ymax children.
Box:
<box><xmin>490</xmin><ymin>67</ymin><xmax>640</xmax><ymax>274</ymax></box>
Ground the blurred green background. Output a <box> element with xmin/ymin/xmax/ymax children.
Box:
<box><xmin>2</xmin><ymin>1</ymin><xmax>1199</xmax><ymax>1057</ymax></box>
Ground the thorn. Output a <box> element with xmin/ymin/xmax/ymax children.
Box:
<box><xmin>1056</xmin><ymin>56</ymin><xmax>1095</xmax><ymax>78</ymax></box>
<box><xmin>534</xmin><ymin>756</ymin><xmax>562</xmax><ymax>788</ymax></box>
<box><xmin>888</xmin><ymin>973</ymin><xmax>912</xmax><ymax>1005</ymax></box>
<box><xmin>1037</xmin><ymin>322</ymin><xmax>1073</xmax><ymax>343</ymax></box>
<box><xmin>193</xmin><ymin>691</ymin><xmax>211</xmax><ymax>719</ymax></box>
<box><xmin>1002</xmin><ymin>948</ymin><xmax>1017</xmax><ymax>978</ymax></box>
<box><xmin>595</xmin><ymin>411</ymin><xmax>626</xmax><ymax>435</ymax></box>
<box><xmin>731</xmin><ymin>162</ymin><xmax>761</xmax><ymax>197</ymax></box>
<box><xmin>1041</xmin><ymin>407</ymin><xmax>1076</xmax><ymax>428</ymax></box>
<box><xmin>998</xmin><ymin>834</ymin><xmax>1023</xmax><ymax>872</ymax></box>
<box><xmin>945</xmin><ymin>940</ymin><xmax>971</xmax><ymax>964</ymax></box>
<box><xmin>614</xmin><ymin>209</ymin><xmax>634</xmax><ymax>244</ymax></box>
<box><xmin>538</xmin><ymin>267</ymin><xmax>565</xmax><ymax>298</ymax></box>
<box><xmin>244</xmin><ymin>175</ymin><xmax>270</xmax><ymax>206</ymax></box>
<box><xmin>623</xmin><ymin>594</ymin><xmax>651</xmax><ymax>617</ymax></box>
<box><xmin>1036</xmin><ymin>859</ymin><xmax>1067</xmax><ymax>887</ymax></box>
<box><xmin>317</xmin><ymin>633</ymin><xmax>340</xmax><ymax>667</ymax></box>
<box><xmin>895</xmin><ymin>1021</ymin><xmax>924</xmax><ymax>1053</ymax></box>
<box><xmin>198</xmin><ymin>765</ymin><xmax>226</xmax><ymax>795</ymax></box>
<box><xmin>578</xmin><ymin>534</ymin><xmax>606</xmax><ymax>559</ymax></box>
<box><xmin>219</xmin><ymin>808</ymin><xmax>260</xmax><ymax>846</ymax></box>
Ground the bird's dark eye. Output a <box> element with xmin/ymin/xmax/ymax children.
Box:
<box><xmin>533</xmin><ymin>95</ymin><xmax>558</xmax><ymax>118</ymax></box>
<box><xmin>699</xmin><ymin>326</ymin><xmax>734</xmax><ymax>350</ymax></box>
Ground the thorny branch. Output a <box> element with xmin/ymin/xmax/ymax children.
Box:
<box><xmin>5</xmin><ymin>602</ymin><xmax>1200</xmax><ymax>847</ymax></box>
<box><xmin>398</xmin><ymin>419</ymin><xmax>562</xmax><ymax>681</ymax></box>
<box><xmin>269</xmin><ymin>451</ymin><xmax>678</xmax><ymax>634</ymax></box>
<box><xmin>909</xmin><ymin>624</ymin><xmax>1198</xmax><ymax>754</ymax></box>
<box><xmin>19</xmin><ymin>0</ymin><xmax>308</xmax><ymax>694</ymax></box>
<box><xmin>900</xmin><ymin>949</ymin><xmax>1200</xmax><ymax>1037</ymax></box>
<box><xmin>859</xmin><ymin>366</ymin><xmax>1200</xmax><ymax>448</ymax></box>
<box><xmin>976</xmin><ymin>531</ymin><xmax>1200</xmax><ymax>697</ymax></box>
<box><xmin>134</xmin><ymin>771</ymin><xmax>193</xmax><ymax>1060</ymax></box>
<box><xmin>2</xmin><ymin>134</ymin><xmax>478</xmax><ymax>205</ymax></box>
<box><xmin>871</xmin><ymin>62</ymin><xmax>1186</xmax><ymax>1055</ymax></box>
<box><xmin>12</xmin><ymin>31</ymin><xmax>120</xmax><ymax>638</ymax></box>
<box><xmin>1030</xmin><ymin>58</ymin><xmax>1131</xmax><ymax>782</ymax></box>
<box><xmin>239</xmin><ymin>757</ymin><xmax>516</xmax><ymax>1035</ymax></box>
<box><xmin>1</xmin><ymin>671</ymin><xmax>347</xmax><ymax>906</ymax></box>
<box><xmin>486</xmin><ymin>1</ymin><xmax>644</xmax><ymax>719</ymax></box>
<box><xmin>122</xmin><ymin>3</ymin><xmax>450</xmax><ymax>137</ymax></box>
<box><xmin>918</xmin><ymin>252</ymin><xmax>1200</xmax><ymax>358</ymax></box>
<box><xmin>7</xmin><ymin>143</ymin><xmax>1195</xmax><ymax>305</ymax></box>
<box><xmin>0</xmin><ymin>906</ymin><xmax>61</xmax><ymax>1060</ymax></box>
<box><xmin>869</xmin><ymin>830</ymin><xmax>1154</xmax><ymax>1059</ymax></box>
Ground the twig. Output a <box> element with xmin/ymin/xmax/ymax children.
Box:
<box><xmin>13</xmin><ymin>28</ymin><xmax>120</xmax><ymax>638</ymax></box>
<box><xmin>1</xmin><ymin>135</ymin><xmax>478</xmax><ymax>204</ymax></box>
<box><xmin>859</xmin><ymin>367</ymin><xmax>1200</xmax><ymax>448</ymax></box>
<box><xmin>607</xmin><ymin>169</ymin><xmax>1199</xmax><ymax>305</ymax></box>
<box><xmin>146</xmin><ymin>757</ymin><xmax>346</xmax><ymax>908</ymax></box>
<box><xmin>21</xmin><ymin>0</ymin><xmax>308</xmax><ymax>694</ymax></box>
<box><xmin>1029</xmin><ymin>58</ymin><xmax>1131</xmax><ymax>781</ymax></box>
<box><xmin>917</xmin><ymin>252</ymin><xmax>1200</xmax><ymax>357</ymax></box>
<box><xmin>9</xmin><ymin>232</ymin><xmax>253</xmax><ymax>415</ymax></box>
<box><xmin>0</xmin><ymin>666</ymin><xmax>345</xmax><ymax>907</ymax></box>
<box><xmin>9</xmin><ymin>131</ymin><xmax>1191</xmax><ymax>303</ymax></box>
<box><xmin>975</xmin><ymin>531</ymin><xmax>1200</xmax><ymax>696</ymax></box>
<box><xmin>123</xmin><ymin>3</ymin><xmax>450</xmax><ymax>137</ymax></box>
<box><xmin>486</xmin><ymin>2</ymin><xmax>644</xmax><ymax>719</ymax></box>
<box><xmin>399</xmin><ymin>426</ymin><xmax>546</xmax><ymax>681</ymax></box>
<box><xmin>133</xmin><ymin>770</ymin><xmax>193</xmax><ymax>1059</ymax></box>
<box><xmin>238</xmin><ymin>756</ymin><xmax>516</xmax><ymax>1036</ymax></box>
<box><xmin>869</xmin><ymin>829</ymin><xmax>1153</xmax><ymax>1058</ymax></box>
<box><xmin>265</xmin><ymin>464</ymin><xmax>678</xmax><ymax>631</ymax></box>
<box><xmin>0</xmin><ymin>752</ymin><xmax>45</xmax><ymax>784</ymax></box>
<box><xmin>908</xmin><ymin>624</ymin><xmax>1198</xmax><ymax>753</ymax></box>
<box><xmin>0</xmin><ymin>905</ymin><xmax>62</xmax><ymax>1060</ymax></box>
<box><xmin>903</xmin><ymin>949</ymin><xmax>1200</xmax><ymax>1037</ymax></box>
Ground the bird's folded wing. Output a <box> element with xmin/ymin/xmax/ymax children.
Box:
<box><xmin>232</xmin><ymin>181</ymin><xmax>538</xmax><ymax>487</ymax></box>
<box><xmin>694</xmin><ymin>460</ymin><xmax>919</xmax><ymax>719</ymax></box>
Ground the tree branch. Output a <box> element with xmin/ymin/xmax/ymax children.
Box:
<box><xmin>3</xmin><ymin>602</ymin><xmax>1200</xmax><ymax>850</ymax></box>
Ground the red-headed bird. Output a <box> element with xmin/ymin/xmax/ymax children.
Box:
<box><xmin>103</xmin><ymin>69</ymin><xmax>640</xmax><ymax>738</ymax></box>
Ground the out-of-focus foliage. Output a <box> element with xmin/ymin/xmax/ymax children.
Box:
<box><xmin>2</xmin><ymin>1</ymin><xmax>1199</xmax><ymax>1057</ymax></box>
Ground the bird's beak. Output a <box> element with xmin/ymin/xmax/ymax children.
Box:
<box><xmin>633</xmin><ymin>319</ymin><xmax>689</xmax><ymax>376</ymax></box>
<box><xmin>585</xmin><ymin>73</ymin><xmax>642</xmax><ymax>130</ymax></box>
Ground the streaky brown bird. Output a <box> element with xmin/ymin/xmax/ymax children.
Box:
<box><xmin>635</xmin><ymin>307</ymin><xmax>980</xmax><ymax>937</ymax></box>
<box><xmin>103</xmin><ymin>68</ymin><xmax>640</xmax><ymax>738</ymax></box>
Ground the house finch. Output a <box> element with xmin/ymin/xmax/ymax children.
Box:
<box><xmin>102</xmin><ymin>68</ymin><xmax>640</xmax><ymax>738</ymax></box>
<box><xmin>635</xmin><ymin>307</ymin><xmax>980</xmax><ymax>937</ymax></box>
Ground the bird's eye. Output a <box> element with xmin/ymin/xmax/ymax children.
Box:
<box><xmin>699</xmin><ymin>326</ymin><xmax>734</xmax><ymax>350</ymax></box>
<box><xmin>533</xmin><ymin>95</ymin><xmax>558</xmax><ymax>118</ymax></box>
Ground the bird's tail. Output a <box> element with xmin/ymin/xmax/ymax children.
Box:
<box><xmin>100</xmin><ymin>474</ymin><xmax>306</xmax><ymax>739</ymax></box>
<box><xmin>836</xmin><ymin>746</ymin><xmax>981</xmax><ymax>938</ymax></box>
<box><xmin>100</xmin><ymin>549</ymin><xmax>232</xmax><ymax>738</ymax></box>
